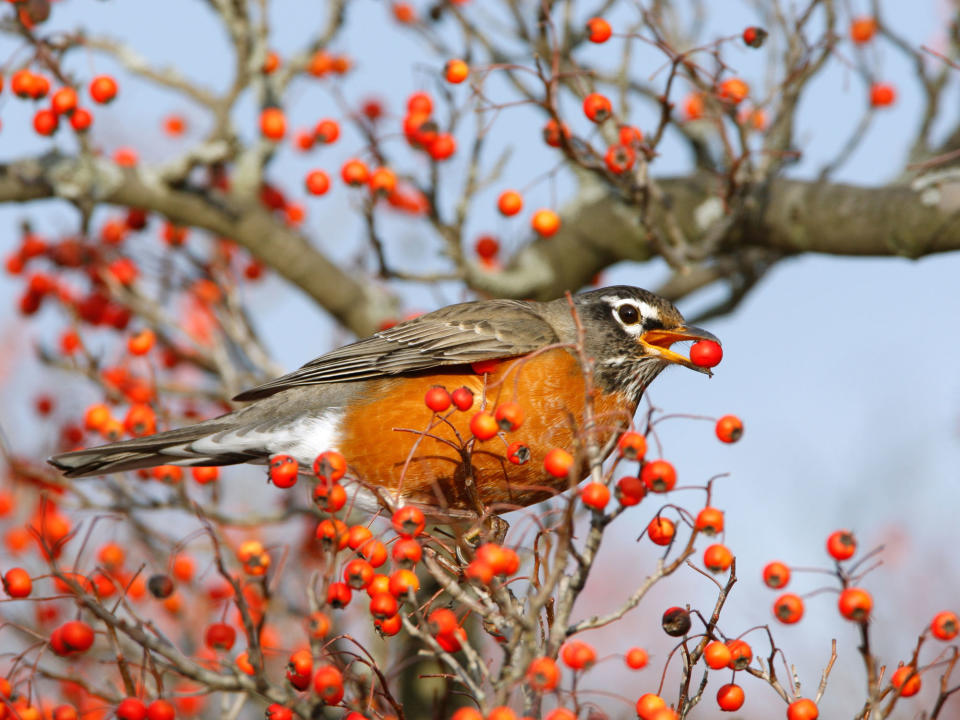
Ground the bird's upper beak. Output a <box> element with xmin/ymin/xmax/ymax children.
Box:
<box><xmin>639</xmin><ymin>325</ymin><xmax>720</xmax><ymax>376</ymax></box>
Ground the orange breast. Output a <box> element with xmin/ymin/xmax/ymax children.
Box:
<box><xmin>337</xmin><ymin>348</ymin><xmax>636</xmax><ymax>513</ymax></box>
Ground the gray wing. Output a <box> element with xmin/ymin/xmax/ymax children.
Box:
<box><xmin>233</xmin><ymin>298</ymin><xmax>558</xmax><ymax>401</ymax></box>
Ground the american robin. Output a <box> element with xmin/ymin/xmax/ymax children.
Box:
<box><xmin>49</xmin><ymin>286</ymin><xmax>718</xmax><ymax>519</ymax></box>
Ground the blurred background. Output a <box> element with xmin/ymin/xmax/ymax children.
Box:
<box><xmin>2</xmin><ymin>1</ymin><xmax>959</xmax><ymax>717</ymax></box>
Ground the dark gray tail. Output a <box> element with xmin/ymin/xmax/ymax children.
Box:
<box><xmin>48</xmin><ymin>421</ymin><xmax>257</xmax><ymax>478</ymax></box>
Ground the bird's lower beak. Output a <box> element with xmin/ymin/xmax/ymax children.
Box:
<box><xmin>639</xmin><ymin>325</ymin><xmax>720</xmax><ymax>375</ymax></box>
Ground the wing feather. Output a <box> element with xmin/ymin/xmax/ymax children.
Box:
<box><xmin>233</xmin><ymin>299</ymin><xmax>557</xmax><ymax>401</ymax></box>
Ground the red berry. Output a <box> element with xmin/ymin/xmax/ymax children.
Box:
<box><xmin>703</xmin><ymin>641</ymin><xmax>732</xmax><ymax>670</ymax></box>
<box><xmin>742</xmin><ymin>26</ymin><xmax>768</xmax><ymax>48</ymax></box>
<box><xmin>341</xmin><ymin>158</ymin><xmax>369</xmax><ymax>186</ymax></box>
<box><xmin>51</xmin><ymin>87</ymin><xmax>78</xmax><ymax>115</ymax></box>
<box><xmin>204</xmin><ymin>622</ymin><xmax>237</xmax><ymax>651</ymax></box>
<box><xmin>661</xmin><ymin>606</ymin><xmax>691</xmax><ymax>637</ymax></box>
<box><xmin>268</xmin><ymin>454</ymin><xmax>299</xmax><ymax>488</ymax></box>
<box><xmin>617</xmin><ymin>431</ymin><xmax>647</xmax><ymax>460</ymax></box>
<box><xmin>470</xmin><ymin>411</ymin><xmax>499</xmax><ymax>440</ymax></box>
<box><xmin>773</xmin><ymin>593</ymin><xmax>804</xmax><ymax>624</ymax></box>
<box><xmin>838</xmin><ymin>587</ymin><xmax>872</xmax><ymax>621</ymax></box>
<box><xmin>560</xmin><ymin>640</ymin><xmax>596</xmax><ymax>670</ymax></box>
<box><xmin>260</xmin><ymin>107</ymin><xmax>286</xmax><ymax>140</ymax></box>
<box><xmin>715</xmin><ymin>415</ymin><xmax>743</xmax><ymax>443</ymax></box>
<box><xmin>33</xmin><ymin>108</ymin><xmax>59</xmax><ymax>136</ymax></box>
<box><xmin>116</xmin><ymin>699</ymin><xmax>147</xmax><ymax>720</ymax></box>
<box><xmin>145</xmin><ymin>700</ymin><xmax>174</xmax><ymax>720</ymax></box>
<box><xmin>543</xmin><ymin>448</ymin><xmax>574</xmax><ymax>478</ymax></box>
<box><xmin>526</xmin><ymin>657</ymin><xmax>560</xmax><ymax>691</ymax></box>
<box><xmin>444</xmin><ymin>59</ymin><xmax>469</xmax><ymax>84</ymax></box>
<box><xmin>580</xmin><ymin>482</ymin><xmax>610</xmax><ymax>511</ymax></box>
<box><xmin>891</xmin><ymin>665</ymin><xmax>921</xmax><ymax>697</ymax></box>
<box><xmin>314</xmin><ymin>450</ymin><xmax>346</xmax><ymax>483</ymax></box>
<box><xmin>89</xmin><ymin>75</ymin><xmax>118</xmax><ymax>104</ymax></box>
<box><xmin>716</xmin><ymin>683</ymin><xmax>745</xmax><ymax>711</ymax></box>
<box><xmin>314</xmin><ymin>118</ymin><xmax>340</xmax><ymax>143</ymax></box>
<box><xmin>531</xmin><ymin>209</ymin><xmax>561</xmax><ymax>237</ymax></box>
<box><xmin>625</xmin><ymin>647</ymin><xmax>648</xmax><ymax>669</ymax></box>
<box><xmin>703</xmin><ymin>543</ymin><xmax>733</xmax><ymax>573</ymax></box>
<box><xmin>787</xmin><ymin>699</ymin><xmax>819</xmax><ymax>720</ymax></box>
<box><xmin>647</xmin><ymin>517</ymin><xmax>675</xmax><ymax>546</ymax></box>
<box><xmin>451</xmin><ymin>387</ymin><xmax>474</xmax><ymax>411</ymax></box>
<box><xmin>60</xmin><ymin>620</ymin><xmax>95</xmax><ymax>653</ymax></box>
<box><xmin>826</xmin><ymin>530</ymin><xmax>856</xmax><ymax>561</ymax></box>
<box><xmin>494</xmin><ymin>401</ymin><xmax>524</xmax><ymax>431</ymax></box>
<box><xmin>585</xmin><ymin>17</ymin><xmax>612</xmax><ymax>43</ymax></box>
<box><xmin>850</xmin><ymin>17</ymin><xmax>877</xmax><ymax>44</ymax></box>
<box><xmin>326</xmin><ymin>581</ymin><xmax>352</xmax><ymax>609</ymax></box>
<box><xmin>497</xmin><ymin>190</ymin><xmax>523</xmax><ymax>216</ymax></box>
<box><xmin>391</xmin><ymin>506</ymin><xmax>425</xmax><ymax>538</ymax></box>
<box><xmin>604</xmin><ymin>143</ymin><xmax>635</xmax><ymax>174</ymax></box>
<box><xmin>763</xmin><ymin>561</ymin><xmax>791</xmax><ymax>589</ymax></box>
<box><xmin>3</xmin><ymin>567</ymin><xmax>32</xmax><ymax>597</ymax></box>
<box><xmin>718</xmin><ymin>78</ymin><xmax>749</xmax><ymax>105</ymax></box>
<box><xmin>583</xmin><ymin>92</ymin><xmax>612</xmax><ymax>122</ymax></box>
<box><xmin>424</xmin><ymin>386</ymin><xmax>451</xmax><ymax>412</ymax></box>
<box><xmin>726</xmin><ymin>639</ymin><xmax>752</xmax><ymax>670</ymax></box>
<box><xmin>931</xmin><ymin>610</ymin><xmax>960</xmax><ymax>641</ymax></box>
<box><xmin>506</xmin><ymin>441</ymin><xmax>530</xmax><ymax>465</ymax></box>
<box><xmin>305</xmin><ymin>170</ymin><xmax>331</xmax><ymax>195</ymax></box>
<box><xmin>474</xmin><ymin>234</ymin><xmax>499</xmax><ymax>259</ymax></box>
<box><xmin>690</xmin><ymin>340</ymin><xmax>723</xmax><ymax>367</ymax></box>
<box><xmin>369</xmin><ymin>591</ymin><xmax>398</xmax><ymax>619</ymax></box>
<box><xmin>70</xmin><ymin>107</ymin><xmax>93</xmax><ymax>131</ymax></box>
<box><xmin>694</xmin><ymin>507</ymin><xmax>724</xmax><ymax>535</ymax></box>
<box><xmin>641</xmin><ymin>459</ymin><xmax>676</xmax><ymax>493</ymax></box>
<box><xmin>870</xmin><ymin>82</ymin><xmax>896</xmax><ymax>107</ymax></box>
<box><xmin>312</xmin><ymin>665</ymin><xmax>344</xmax><ymax>704</ymax></box>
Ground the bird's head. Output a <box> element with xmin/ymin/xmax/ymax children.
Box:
<box><xmin>572</xmin><ymin>286</ymin><xmax>720</xmax><ymax>403</ymax></box>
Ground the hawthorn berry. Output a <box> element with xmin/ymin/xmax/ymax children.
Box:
<box><xmin>305</xmin><ymin>170</ymin><xmax>331</xmax><ymax>196</ymax></box>
<box><xmin>52</xmin><ymin>707</ymin><xmax>78</xmax><ymax>720</ymax></box>
<box><xmin>369</xmin><ymin>592</ymin><xmax>398</xmax><ymax>619</ymax></box>
<box><xmin>259</xmin><ymin>107</ymin><xmax>286</xmax><ymax>140</ymax></box>
<box><xmin>147</xmin><ymin>574</ymin><xmax>174</xmax><ymax>599</ymax></box>
<box><xmin>826</xmin><ymin>530</ymin><xmax>856</xmax><ymax>560</ymax></box>
<box><xmin>314</xmin><ymin>118</ymin><xmax>339</xmax><ymax>143</ymax></box>
<box><xmin>313</xmin><ymin>482</ymin><xmax>347</xmax><ymax>513</ymax></box>
<box><xmin>870</xmin><ymin>82</ymin><xmax>896</xmax><ymax>107</ymax></box>
<box><xmin>662</xmin><ymin>606</ymin><xmax>691</xmax><ymax>637</ymax></box>
<box><xmin>475</xmin><ymin>543</ymin><xmax>519</xmax><ymax>576</ymax></box>
<box><xmin>428</xmin><ymin>133</ymin><xmax>456</xmax><ymax>160</ymax></box>
<box><xmin>586</xmin><ymin>17</ymin><xmax>612</xmax><ymax>43</ymax></box>
<box><xmin>127</xmin><ymin>329</ymin><xmax>155</xmax><ymax>356</ymax></box>
<box><xmin>931</xmin><ymin>610</ymin><xmax>959</xmax><ymax>641</ymax></box>
<box><xmin>542</xmin><ymin>118</ymin><xmax>570</xmax><ymax>147</ymax></box>
<box><xmin>715</xmin><ymin>415</ymin><xmax>743</xmax><ymax>443</ymax></box>
<box><xmin>191</xmin><ymin>466</ymin><xmax>219</xmax><ymax>484</ymax></box>
<box><xmin>388</xmin><ymin>568</ymin><xmax>420</xmax><ymax>597</ymax></box>
<box><xmin>604</xmin><ymin>143</ymin><xmax>635</xmax><ymax>174</ymax></box>
<box><xmin>469</xmin><ymin>411</ymin><xmax>498</xmax><ymax>440</ymax></box>
<box><xmin>625</xmin><ymin>647</ymin><xmax>648</xmax><ymax>669</ymax></box>
<box><xmin>89</xmin><ymin>75</ymin><xmax>118</xmax><ymax>104</ymax></box>
<box><xmin>506</xmin><ymin>441</ymin><xmax>530</xmax><ymax>465</ymax></box>
<box><xmin>471</xmin><ymin>358</ymin><xmax>499</xmax><ymax>374</ymax></box>
<box><xmin>763</xmin><ymin>561</ymin><xmax>791</xmax><ymax>589</ymax></box>
<box><xmin>850</xmin><ymin>16</ymin><xmax>877</xmax><ymax>44</ymax></box>
<box><xmin>617</xmin><ymin>431</ymin><xmax>647</xmax><ymax>459</ymax></box>
<box><xmin>51</xmin><ymin>87</ymin><xmax>78</xmax><ymax>115</ymax></box>
<box><xmin>636</xmin><ymin>694</ymin><xmax>667</xmax><ymax>720</ymax></box>
<box><xmin>391</xmin><ymin>506</ymin><xmax>426</xmax><ymax>538</ymax></box>
<box><xmin>838</xmin><ymin>587</ymin><xmax>872</xmax><ymax>621</ymax></box>
<box><xmin>531</xmin><ymin>208</ymin><xmax>561</xmax><ymax>237</ymax></box>
<box><xmin>424</xmin><ymin>385</ymin><xmax>451</xmax><ymax>412</ymax></box>
<box><xmin>695</xmin><ymin>507</ymin><xmax>724</xmax><ymax>535</ymax></box>
<box><xmin>560</xmin><ymin>639</ymin><xmax>596</xmax><ymax>670</ymax></box>
<box><xmin>3</xmin><ymin>567</ymin><xmax>33</xmax><ymax>597</ymax></box>
<box><xmin>116</xmin><ymin>699</ymin><xmax>148</xmax><ymax>720</ymax></box>
<box><xmin>316</xmin><ymin>518</ymin><xmax>348</xmax><ymax>550</ymax></box>
<box><xmin>444</xmin><ymin>59</ymin><xmax>469</xmax><ymax>84</ymax></box>
<box><xmin>642</xmin><ymin>459</ymin><xmax>676</xmax><ymax>493</ymax></box>
<box><xmin>33</xmin><ymin>109</ymin><xmax>59</xmax><ymax>136</ymax></box>
<box><xmin>543</xmin><ymin>447</ymin><xmax>574</xmax><ymax>478</ymax></box>
<box><xmin>358</xmin><ymin>538</ymin><xmax>387</xmax><ymax>567</ymax></box>
<box><xmin>268</xmin><ymin>454</ymin><xmax>298</xmax><ymax>488</ymax></box>
<box><xmin>616</xmin><ymin>476</ymin><xmax>645</xmax><ymax>506</ymax></box>
<box><xmin>343</xmin><ymin>558</ymin><xmax>375</xmax><ymax>590</ymax></box>
<box><xmin>474</xmin><ymin>234</ymin><xmax>499</xmax><ymax>259</ymax></box>
<box><xmin>703</xmin><ymin>640</ymin><xmax>732</xmax><ymax>669</ymax></box>
<box><xmin>727</xmin><ymin>639</ymin><xmax>752</xmax><ymax>670</ymax></box>
<box><xmin>204</xmin><ymin>622</ymin><xmax>236</xmax><ymax>651</ymax></box>
<box><xmin>742</xmin><ymin>26</ymin><xmax>768</xmax><ymax>48</ymax></box>
<box><xmin>497</xmin><ymin>190</ymin><xmax>523</xmax><ymax>216</ymax></box>
<box><xmin>59</xmin><ymin>620</ymin><xmax>95</xmax><ymax>653</ymax></box>
<box><xmin>703</xmin><ymin>543</ymin><xmax>733</xmax><ymax>573</ymax></box>
<box><xmin>313</xmin><ymin>665</ymin><xmax>344</xmax><ymax>704</ymax></box>
<box><xmin>368</xmin><ymin>167</ymin><xmax>397</xmax><ymax>195</ymax></box>
<box><xmin>583</xmin><ymin>92</ymin><xmax>612</xmax><ymax>122</ymax></box>
<box><xmin>341</xmin><ymin>158</ymin><xmax>369</xmax><ymax>186</ymax></box>
<box><xmin>718</xmin><ymin>78</ymin><xmax>749</xmax><ymax>104</ymax></box>
<box><xmin>145</xmin><ymin>700</ymin><xmax>174</xmax><ymax>720</ymax></box>
<box><xmin>773</xmin><ymin>593</ymin><xmax>804</xmax><ymax>624</ymax></box>
<box><xmin>690</xmin><ymin>340</ymin><xmax>723</xmax><ymax>367</ymax></box>
<box><xmin>526</xmin><ymin>656</ymin><xmax>560</xmax><ymax>691</ymax></box>
<box><xmin>347</xmin><ymin>525</ymin><xmax>373</xmax><ymax>550</ymax></box>
<box><xmin>494</xmin><ymin>401</ymin><xmax>524</xmax><ymax>431</ymax></box>
<box><xmin>392</xmin><ymin>537</ymin><xmax>422</xmax><ymax>567</ymax></box>
<box><xmin>580</xmin><ymin>482</ymin><xmax>610</xmax><ymax>511</ymax></box>
<box><xmin>716</xmin><ymin>683</ymin><xmax>745</xmax><ymax>711</ymax></box>
<box><xmin>891</xmin><ymin>665</ymin><xmax>921</xmax><ymax>697</ymax></box>
<box><xmin>314</xmin><ymin>450</ymin><xmax>346</xmax><ymax>483</ymax></box>
<box><xmin>647</xmin><ymin>517</ymin><xmax>675</xmax><ymax>546</ymax></box>
<box><xmin>307</xmin><ymin>610</ymin><xmax>331</xmax><ymax>638</ymax></box>
<box><xmin>786</xmin><ymin>698</ymin><xmax>819</xmax><ymax>720</ymax></box>
<box><xmin>265</xmin><ymin>705</ymin><xmax>292</xmax><ymax>720</ymax></box>
<box><xmin>326</xmin><ymin>581</ymin><xmax>352</xmax><ymax>608</ymax></box>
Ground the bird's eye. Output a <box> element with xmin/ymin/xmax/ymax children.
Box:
<box><xmin>617</xmin><ymin>304</ymin><xmax>640</xmax><ymax>325</ymax></box>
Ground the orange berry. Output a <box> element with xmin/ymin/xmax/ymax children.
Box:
<box><xmin>388</xmin><ymin>568</ymin><xmax>420</xmax><ymax>597</ymax></box>
<box><xmin>625</xmin><ymin>646</ymin><xmax>648</xmax><ymax>669</ymax></box>
<box><xmin>635</xmin><ymin>694</ymin><xmax>666</xmax><ymax>720</ymax></box>
<box><xmin>715</xmin><ymin>415</ymin><xmax>743</xmax><ymax>443</ymax></box>
<box><xmin>773</xmin><ymin>593</ymin><xmax>804</xmax><ymax>624</ymax></box>
<box><xmin>51</xmin><ymin>87</ymin><xmax>78</xmax><ymax>115</ymax></box>
<box><xmin>3</xmin><ymin>567</ymin><xmax>33</xmax><ymax>598</ymax></box>
<box><xmin>531</xmin><ymin>208</ymin><xmax>561</xmax><ymax>237</ymax></box>
<box><xmin>604</xmin><ymin>143</ymin><xmax>635</xmax><ymax>174</ymax></box>
<box><xmin>368</xmin><ymin>166</ymin><xmax>397</xmax><ymax>195</ymax></box>
<box><xmin>33</xmin><ymin>108</ymin><xmax>59</xmax><ymax>136</ymax></box>
<box><xmin>931</xmin><ymin>610</ymin><xmax>959</xmax><ymax>641</ymax></box>
<box><xmin>497</xmin><ymin>189</ymin><xmax>523</xmax><ymax>216</ymax></box>
<box><xmin>703</xmin><ymin>640</ymin><xmax>732</xmax><ymax>669</ymax></box>
<box><xmin>341</xmin><ymin>158</ymin><xmax>369</xmax><ymax>186</ymax></box>
<box><xmin>763</xmin><ymin>561</ymin><xmax>791</xmax><ymax>589</ymax></box>
<box><xmin>718</xmin><ymin>77</ymin><xmax>749</xmax><ymax>104</ymax></box>
<box><xmin>494</xmin><ymin>401</ymin><xmax>524</xmax><ymax>431</ymax></box>
<box><xmin>391</xmin><ymin>506</ymin><xmax>425</xmax><ymax>538</ymax></box>
<box><xmin>424</xmin><ymin>386</ymin><xmax>452</xmax><ymax>412</ymax></box>
<box><xmin>469</xmin><ymin>411</ymin><xmax>499</xmax><ymax>440</ymax></box>
<box><xmin>542</xmin><ymin>118</ymin><xmax>571</xmax><ymax>147</ymax></box>
<box><xmin>84</xmin><ymin>403</ymin><xmax>112</xmax><ymax>432</ymax></box>
<box><xmin>891</xmin><ymin>665</ymin><xmax>921</xmax><ymax>697</ymax></box>
<box><xmin>870</xmin><ymin>82</ymin><xmax>896</xmax><ymax>107</ymax></box>
<box><xmin>742</xmin><ymin>26</ymin><xmax>768</xmax><ymax>48</ymax></box>
<box><xmin>647</xmin><ymin>517</ymin><xmax>675</xmax><ymax>546</ymax></box>
<box><xmin>684</xmin><ymin>92</ymin><xmax>704</xmax><ymax>120</ymax></box>
<box><xmin>313</xmin><ymin>450</ymin><xmax>346</xmax><ymax>482</ymax></box>
<box><xmin>826</xmin><ymin>529</ymin><xmax>856</xmax><ymax>560</ymax></box>
<box><xmin>582</xmin><ymin>92</ymin><xmax>612</xmax><ymax>122</ymax></box>
<box><xmin>641</xmin><ymin>459</ymin><xmax>676</xmax><ymax>493</ymax></box>
<box><xmin>526</xmin><ymin>656</ymin><xmax>560</xmax><ymax>691</ymax></box>
<box><xmin>259</xmin><ymin>107</ymin><xmax>286</xmax><ymax>140</ymax></box>
<box><xmin>560</xmin><ymin>639</ymin><xmax>596</xmax><ymax>670</ymax></box>
<box><xmin>694</xmin><ymin>507</ymin><xmax>724</xmax><ymax>535</ymax></box>
<box><xmin>444</xmin><ymin>59</ymin><xmax>469</xmax><ymax>84</ymax></box>
<box><xmin>543</xmin><ymin>447</ymin><xmax>574</xmax><ymax>478</ymax></box>
<box><xmin>850</xmin><ymin>16</ymin><xmax>877</xmax><ymax>44</ymax></box>
<box><xmin>617</xmin><ymin>431</ymin><xmax>647</xmax><ymax>459</ymax></box>
<box><xmin>586</xmin><ymin>17</ymin><xmax>612</xmax><ymax>43</ymax></box>
<box><xmin>580</xmin><ymin>481</ymin><xmax>610</xmax><ymax>511</ymax></box>
<box><xmin>703</xmin><ymin>543</ymin><xmax>733</xmax><ymax>573</ymax></box>
<box><xmin>838</xmin><ymin>587</ymin><xmax>872</xmax><ymax>621</ymax></box>
<box><xmin>716</xmin><ymin>683</ymin><xmax>744</xmax><ymax>711</ymax></box>
<box><xmin>392</xmin><ymin>2</ymin><xmax>416</xmax><ymax>23</ymax></box>
<box><xmin>89</xmin><ymin>75</ymin><xmax>118</xmax><ymax>104</ymax></box>
<box><xmin>127</xmin><ymin>328</ymin><xmax>155</xmax><ymax>356</ymax></box>
<box><xmin>726</xmin><ymin>639</ymin><xmax>752</xmax><ymax>670</ymax></box>
<box><xmin>427</xmin><ymin>132</ymin><xmax>456</xmax><ymax>160</ymax></box>
<box><xmin>191</xmin><ymin>466</ymin><xmax>219</xmax><ymax>484</ymax></box>
<box><xmin>70</xmin><ymin>108</ymin><xmax>93</xmax><ymax>131</ymax></box>
<box><xmin>616</xmin><ymin>476</ymin><xmax>645</xmax><ymax>506</ymax></box>
<box><xmin>786</xmin><ymin>698</ymin><xmax>818</xmax><ymax>720</ymax></box>
<box><xmin>690</xmin><ymin>339</ymin><xmax>722</xmax><ymax>367</ymax></box>
<box><xmin>305</xmin><ymin>170</ymin><xmax>331</xmax><ymax>195</ymax></box>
